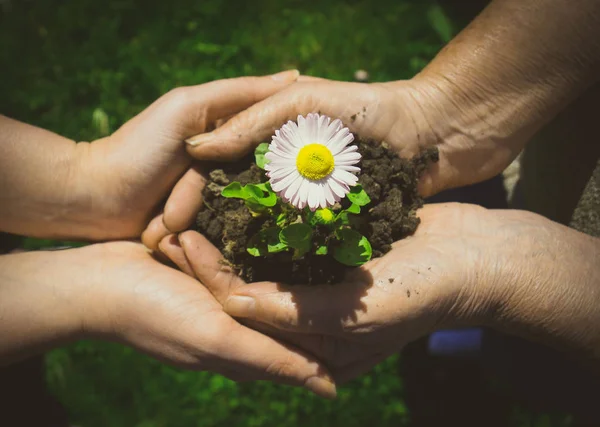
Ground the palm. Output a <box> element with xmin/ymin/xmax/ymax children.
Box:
<box><xmin>84</xmin><ymin>241</ymin><xmax>334</xmax><ymax>396</ymax></box>
<box><xmin>170</xmin><ymin>203</ymin><xmax>493</xmax><ymax>382</ymax></box>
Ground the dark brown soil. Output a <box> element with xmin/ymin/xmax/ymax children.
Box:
<box><xmin>195</xmin><ymin>139</ymin><xmax>438</xmax><ymax>285</ymax></box>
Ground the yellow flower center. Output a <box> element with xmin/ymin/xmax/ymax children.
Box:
<box><xmin>296</xmin><ymin>143</ymin><xmax>335</xmax><ymax>181</ymax></box>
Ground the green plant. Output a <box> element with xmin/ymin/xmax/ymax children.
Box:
<box><xmin>221</xmin><ymin>141</ymin><xmax>373</xmax><ymax>266</ymax></box>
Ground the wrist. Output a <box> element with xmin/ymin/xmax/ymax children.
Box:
<box><xmin>481</xmin><ymin>211</ymin><xmax>600</xmax><ymax>361</ymax></box>
<box><xmin>67</xmin><ymin>137</ymin><xmax>146</xmax><ymax>240</ymax></box>
<box><xmin>0</xmin><ymin>249</ymin><xmax>87</xmax><ymax>363</ymax></box>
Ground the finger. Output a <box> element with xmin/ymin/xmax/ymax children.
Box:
<box><xmin>158</xmin><ymin>234</ymin><xmax>195</xmax><ymax>277</ymax></box>
<box><xmin>209</xmin><ymin>317</ymin><xmax>337</xmax><ymax>399</ymax></box>
<box><xmin>177</xmin><ymin>230</ymin><xmax>245</xmax><ymax>303</ymax></box>
<box><xmin>297</xmin><ymin>75</ymin><xmax>329</xmax><ymax>83</ymax></box>
<box><xmin>178</xmin><ymin>231</ymin><xmax>370</xmax><ymax>336</ymax></box>
<box><xmin>141</xmin><ymin>213</ymin><xmax>172</xmax><ymax>252</ymax></box>
<box><xmin>223</xmin><ymin>281</ymin><xmax>366</xmax><ymax>336</ymax></box>
<box><xmin>162</xmin><ymin>165</ymin><xmax>207</xmax><ymax>233</ymax></box>
<box><xmin>213</xmin><ymin>113</ymin><xmax>235</xmax><ymax>130</ymax></box>
<box><xmin>173</xmin><ymin>70</ymin><xmax>300</xmax><ymax>138</ymax></box>
<box><xmin>184</xmin><ymin>80</ymin><xmax>374</xmax><ymax>162</ymax></box>
<box><xmin>240</xmin><ymin>318</ymin><xmax>380</xmax><ymax>370</ymax></box>
<box><xmin>177</xmin><ymin>230</ymin><xmax>375</xmax><ymax>337</ymax></box>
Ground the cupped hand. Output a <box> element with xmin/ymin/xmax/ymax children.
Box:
<box><xmin>163</xmin><ymin>202</ymin><xmax>600</xmax><ymax>382</ymax></box>
<box><xmin>0</xmin><ymin>241</ymin><xmax>336</xmax><ymax>398</ymax></box>
<box><xmin>161</xmin><ymin>203</ymin><xmax>519</xmax><ymax>382</ymax></box>
<box><xmin>183</xmin><ymin>76</ymin><xmax>522</xmax><ymax>198</ymax></box>
<box><xmin>79</xmin><ymin>71</ymin><xmax>299</xmax><ymax>246</ymax></box>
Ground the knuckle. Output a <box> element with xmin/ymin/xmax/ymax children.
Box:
<box><xmin>260</xmin><ymin>300</ymin><xmax>298</xmax><ymax>330</ymax></box>
<box><xmin>289</xmin><ymin>84</ymin><xmax>318</xmax><ymax>112</ymax></box>
<box><xmin>264</xmin><ymin>353</ymin><xmax>296</xmax><ymax>380</ymax></box>
<box><xmin>165</xmin><ymin>86</ymin><xmax>191</xmax><ymax>110</ymax></box>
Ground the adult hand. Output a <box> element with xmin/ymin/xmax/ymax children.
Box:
<box><xmin>161</xmin><ymin>203</ymin><xmax>600</xmax><ymax>382</ymax></box>
<box><xmin>183</xmin><ymin>0</ymin><xmax>600</xmax><ymax>200</ymax></box>
<box><xmin>182</xmin><ymin>76</ymin><xmax>520</xmax><ymax>199</ymax></box>
<box><xmin>0</xmin><ymin>71</ymin><xmax>298</xmax><ymax>243</ymax></box>
<box><xmin>0</xmin><ymin>242</ymin><xmax>336</xmax><ymax>398</ymax></box>
<box><xmin>89</xmin><ymin>71</ymin><xmax>299</xmax><ymax>247</ymax></box>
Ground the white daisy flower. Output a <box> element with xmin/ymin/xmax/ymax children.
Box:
<box><xmin>265</xmin><ymin>113</ymin><xmax>361</xmax><ymax>210</ymax></box>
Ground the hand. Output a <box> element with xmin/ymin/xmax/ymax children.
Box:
<box><xmin>0</xmin><ymin>242</ymin><xmax>336</xmax><ymax>398</ymax></box>
<box><xmin>81</xmin><ymin>71</ymin><xmax>299</xmax><ymax>245</ymax></box>
<box><xmin>182</xmin><ymin>76</ymin><xmax>523</xmax><ymax>198</ymax></box>
<box><xmin>161</xmin><ymin>203</ymin><xmax>600</xmax><ymax>382</ymax></box>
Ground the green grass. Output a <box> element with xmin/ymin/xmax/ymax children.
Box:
<box><xmin>0</xmin><ymin>1</ymin><xmax>574</xmax><ymax>425</ymax></box>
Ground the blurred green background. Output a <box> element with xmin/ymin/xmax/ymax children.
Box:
<box><xmin>0</xmin><ymin>0</ymin><xmax>574</xmax><ymax>426</ymax></box>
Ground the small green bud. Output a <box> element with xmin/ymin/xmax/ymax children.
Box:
<box><xmin>313</xmin><ymin>208</ymin><xmax>336</xmax><ymax>225</ymax></box>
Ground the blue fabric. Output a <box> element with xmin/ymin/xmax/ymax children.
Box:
<box><xmin>428</xmin><ymin>328</ymin><xmax>483</xmax><ymax>358</ymax></box>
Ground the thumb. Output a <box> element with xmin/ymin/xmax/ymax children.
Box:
<box><xmin>184</xmin><ymin>80</ymin><xmax>373</xmax><ymax>162</ymax></box>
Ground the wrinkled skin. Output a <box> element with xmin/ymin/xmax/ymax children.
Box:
<box><xmin>183</xmin><ymin>77</ymin><xmax>525</xmax><ymax>198</ymax></box>
<box><xmin>163</xmin><ymin>203</ymin><xmax>600</xmax><ymax>382</ymax></box>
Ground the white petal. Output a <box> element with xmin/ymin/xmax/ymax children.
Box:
<box><xmin>338</xmin><ymin>145</ymin><xmax>359</xmax><ymax>155</ymax></box>
<box><xmin>307</xmin><ymin>182</ymin><xmax>320</xmax><ymax>210</ymax></box>
<box><xmin>318</xmin><ymin>119</ymin><xmax>339</xmax><ymax>145</ymax></box>
<box><xmin>265</xmin><ymin>159</ymin><xmax>296</xmax><ymax>170</ymax></box>
<box><xmin>336</xmin><ymin>165</ymin><xmax>361</xmax><ymax>173</ymax></box>
<box><xmin>271</xmin><ymin>170</ymin><xmax>302</xmax><ymax>192</ymax></box>
<box><xmin>325</xmin><ymin>127</ymin><xmax>348</xmax><ymax>148</ymax></box>
<box><xmin>271</xmin><ymin>138</ymin><xmax>297</xmax><ymax>154</ymax></box>
<box><xmin>315</xmin><ymin>114</ymin><xmax>328</xmax><ymax>142</ymax></box>
<box><xmin>288</xmin><ymin>178</ymin><xmax>309</xmax><ymax>210</ymax></box>
<box><xmin>288</xmin><ymin>184</ymin><xmax>299</xmax><ymax>206</ymax></box>
<box><xmin>298</xmin><ymin>179</ymin><xmax>311</xmax><ymax>208</ymax></box>
<box><xmin>323</xmin><ymin>182</ymin><xmax>336</xmax><ymax>205</ymax></box>
<box><xmin>269</xmin><ymin>145</ymin><xmax>296</xmax><ymax>159</ymax></box>
<box><xmin>281</xmin><ymin>121</ymin><xmax>303</xmax><ymax>148</ymax></box>
<box><xmin>283</xmin><ymin>172</ymin><xmax>303</xmax><ymax>201</ymax></box>
<box><xmin>269</xmin><ymin>167</ymin><xmax>297</xmax><ymax>180</ymax></box>
<box><xmin>318</xmin><ymin>183</ymin><xmax>328</xmax><ymax>208</ymax></box>
<box><xmin>330</xmin><ymin>133</ymin><xmax>355</xmax><ymax>156</ymax></box>
<box><xmin>332</xmin><ymin>169</ymin><xmax>359</xmax><ymax>186</ymax></box>
<box><xmin>306</xmin><ymin>113</ymin><xmax>318</xmax><ymax>141</ymax></box>
<box><xmin>327</xmin><ymin>176</ymin><xmax>349</xmax><ymax>198</ymax></box>
<box><xmin>335</xmin><ymin>151</ymin><xmax>361</xmax><ymax>163</ymax></box>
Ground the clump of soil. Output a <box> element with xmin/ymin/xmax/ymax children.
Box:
<box><xmin>195</xmin><ymin>139</ymin><xmax>438</xmax><ymax>285</ymax></box>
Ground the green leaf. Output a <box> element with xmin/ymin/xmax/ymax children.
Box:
<box><xmin>333</xmin><ymin>229</ymin><xmax>372</xmax><ymax>266</ymax></box>
<box><xmin>280</xmin><ymin>223</ymin><xmax>312</xmax><ymax>258</ymax></box>
<box><xmin>335</xmin><ymin>211</ymin><xmax>351</xmax><ymax>226</ymax></box>
<box><xmin>254</xmin><ymin>142</ymin><xmax>270</xmax><ymax>170</ymax></box>
<box><xmin>347</xmin><ymin>185</ymin><xmax>371</xmax><ymax>206</ymax></box>
<box><xmin>223</xmin><ymin>182</ymin><xmax>277</xmax><ymax>211</ymax></box>
<box><xmin>346</xmin><ymin>203</ymin><xmax>361</xmax><ymax>214</ymax></box>
<box><xmin>254</xmin><ymin>182</ymin><xmax>271</xmax><ymax>193</ymax></box>
<box><xmin>276</xmin><ymin>212</ymin><xmax>287</xmax><ymax>227</ymax></box>
<box><xmin>221</xmin><ymin>182</ymin><xmax>247</xmax><ymax>199</ymax></box>
<box><xmin>245</xmin><ymin>184</ymin><xmax>277</xmax><ymax>207</ymax></box>
<box><xmin>247</xmin><ymin>227</ymin><xmax>287</xmax><ymax>256</ymax></box>
<box><xmin>315</xmin><ymin>245</ymin><xmax>328</xmax><ymax>255</ymax></box>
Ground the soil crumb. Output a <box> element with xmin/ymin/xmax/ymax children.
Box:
<box><xmin>195</xmin><ymin>138</ymin><xmax>438</xmax><ymax>285</ymax></box>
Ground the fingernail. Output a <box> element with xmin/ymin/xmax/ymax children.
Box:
<box><xmin>185</xmin><ymin>132</ymin><xmax>214</xmax><ymax>147</ymax></box>
<box><xmin>224</xmin><ymin>296</ymin><xmax>256</xmax><ymax>319</ymax></box>
<box><xmin>271</xmin><ymin>69</ymin><xmax>300</xmax><ymax>82</ymax></box>
<box><xmin>305</xmin><ymin>376</ymin><xmax>337</xmax><ymax>400</ymax></box>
